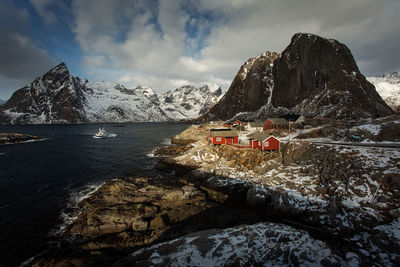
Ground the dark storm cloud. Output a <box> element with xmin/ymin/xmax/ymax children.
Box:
<box><xmin>0</xmin><ymin>1</ymin><xmax>55</xmax><ymax>99</ymax></box>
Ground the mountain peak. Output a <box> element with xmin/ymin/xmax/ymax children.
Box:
<box><xmin>49</xmin><ymin>62</ymin><xmax>69</xmax><ymax>73</ymax></box>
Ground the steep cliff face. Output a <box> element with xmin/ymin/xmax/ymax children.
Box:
<box><xmin>199</xmin><ymin>52</ymin><xmax>279</xmax><ymax>121</ymax></box>
<box><xmin>199</xmin><ymin>33</ymin><xmax>392</xmax><ymax>122</ymax></box>
<box><xmin>271</xmin><ymin>33</ymin><xmax>392</xmax><ymax>118</ymax></box>
<box><xmin>1</xmin><ymin>63</ymin><xmax>88</xmax><ymax>124</ymax></box>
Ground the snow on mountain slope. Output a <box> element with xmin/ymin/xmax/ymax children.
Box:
<box><xmin>83</xmin><ymin>82</ymin><xmax>169</xmax><ymax>122</ymax></box>
<box><xmin>158</xmin><ymin>85</ymin><xmax>223</xmax><ymax>120</ymax></box>
<box><xmin>368</xmin><ymin>72</ymin><xmax>400</xmax><ymax>112</ymax></box>
<box><xmin>0</xmin><ymin>99</ymin><xmax>5</xmax><ymax>106</ymax></box>
<box><xmin>0</xmin><ymin>63</ymin><xmax>88</xmax><ymax>124</ymax></box>
<box><xmin>0</xmin><ymin>62</ymin><xmax>224</xmax><ymax>124</ymax></box>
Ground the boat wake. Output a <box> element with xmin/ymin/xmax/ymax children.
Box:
<box><xmin>106</xmin><ymin>133</ymin><xmax>117</xmax><ymax>138</ymax></box>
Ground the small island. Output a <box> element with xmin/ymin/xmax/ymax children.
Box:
<box><xmin>0</xmin><ymin>133</ymin><xmax>42</xmax><ymax>145</ymax></box>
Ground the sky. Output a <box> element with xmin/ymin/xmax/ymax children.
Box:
<box><xmin>0</xmin><ymin>0</ymin><xmax>399</xmax><ymax>100</ymax></box>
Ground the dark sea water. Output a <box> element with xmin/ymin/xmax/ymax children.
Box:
<box><xmin>0</xmin><ymin>123</ymin><xmax>188</xmax><ymax>266</ymax></box>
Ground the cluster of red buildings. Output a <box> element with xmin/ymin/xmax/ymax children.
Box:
<box><xmin>206</xmin><ymin>128</ymin><xmax>281</xmax><ymax>151</ymax></box>
<box><xmin>206</xmin><ymin>116</ymin><xmax>304</xmax><ymax>151</ymax></box>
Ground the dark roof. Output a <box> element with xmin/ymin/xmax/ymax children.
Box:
<box><xmin>249</xmin><ymin>132</ymin><xmax>280</xmax><ymax>142</ymax></box>
<box><xmin>210</xmin><ymin>130</ymin><xmax>238</xmax><ymax>137</ymax></box>
<box><xmin>265</xmin><ymin>118</ymin><xmax>289</xmax><ymax>125</ymax></box>
<box><xmin>210</xmin><ymin>128</ymin><xmax>232</xmax><ymax>131</ymax></box>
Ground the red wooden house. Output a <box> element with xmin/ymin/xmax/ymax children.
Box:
<box><xmin>249</xmin><ymin>132</ymin><xmax>281</xmax><ymax>151</ymax></box>
<box><xmin>263</xmin><ymin>118</ymin><xmax>289</xmax><ymax>130</ymax></box>
<box><xmin>208</xmin><ymin>130</ymin><xmax>239</xmax><ymax>145</ymax></box>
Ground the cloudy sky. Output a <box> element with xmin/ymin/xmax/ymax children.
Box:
<box><xmin>0</xmin><ymin>0</ymin><xmax>399</xmax><ymax>100</ymax></box>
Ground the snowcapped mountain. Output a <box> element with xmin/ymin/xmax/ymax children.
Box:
<box><xmin>0</xmin><ymin>99</ymin><xmax>5</xmax><ymax>106</ymax></box>
<box><xmin>0</xmin><ymin>63</ymin><xmax>222</xmax><ymax>124</ymax></box>
<box><xmin>0</xmin><ymin>63</ymin><xmax>88</xmax><ymax>124</ymax></box>
<box><xmin>158</xmin><ymin>84</ymin><xmax>223</xmax><ymax>120</ymax></box>
<box><xmin>83</xmin><ymin>82</ymin><xmax>169</xmax><ymax>122</ymax></box>
<box><xmin>368</xmin><ymin>72</ymin><xmax>400</xmax><ymax>112</ymax></box>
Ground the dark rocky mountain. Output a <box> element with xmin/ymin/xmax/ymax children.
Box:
<box><xmin>199</xmin><ymin>52</ymin><xmax>279</xmax><ymax>121</ymax></box>
<box><xmin>271</xmin><ymin>33</ymin><xmax>392</xmax><ymax>118</ymax></box>
<box><xmin>198</xmin><ymin>33</ymin><xmax>392</xmax><ymax>121</ymax></box>
<box><xmin>1</xmin><ymin>63</ymin><xmax>88</xmax><ymax>124</ymax></box>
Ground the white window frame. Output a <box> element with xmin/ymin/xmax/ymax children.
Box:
<box><xmin>216</xmin><ymin>137</ymin><xmax>222</xmax><ymax>142</ymax></box>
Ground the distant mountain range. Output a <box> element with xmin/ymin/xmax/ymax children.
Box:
<box><xmin>0</xmin><ymin>33</ymin><xmax>397</xmax><ymax>125</ymax></box>
<box><xmin>0</xmin><ymin>99</ymin><xmax>5</xmax><ymax>106</ymax></box>
<box><xmin>367</xmin><ymin>72</ymin><xmax>400</xmax><ymax>113</ymax></box>
<box><xmin>198</xmin><ymin>33</ymin><xmax>393</xmax><ymax>122</ymax></box>
<box><xmin>0</xmin><ymin>63</ymin><xmax>222</xmax><ymax>124</ymax></box>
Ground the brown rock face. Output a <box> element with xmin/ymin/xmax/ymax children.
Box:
<box><xmin>271</xmin><ymin>33</ymin><xmax>392</xmax><ymax>118</ymax></box>
<box><xmin>199</xmin><ymin>52</ymin><xmax>280</xmax><ymax>121</ymax></box>
<box><xmin>67</xmin><ymin>177</ymin><xmax>233</xmax><ymax>250</ymax></box>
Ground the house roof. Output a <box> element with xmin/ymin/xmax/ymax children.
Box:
<box><xmin>248</xmin><ymin>121</ymin><xmax>264</xmax><ymax>127</ymax></box>
<box><xmin>210</xmin><ymin>128</ymin><xmax>232</xmax><ymax>131</ymax></box>
<box><xmin>210</xmin><ymin>130</ymin><xmax>238</xmax><ymax>137</ymax></box>
<box><xmin>249</xmin><ymin>132</ymin><xmax>280</xmax><ymax>142</ymax></box>
<box><xmin>265</xmin><ymin>118</ymin><xmax>289</xmax><ymax>125</ymax></box>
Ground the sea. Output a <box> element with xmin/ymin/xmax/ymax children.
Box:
<box><xmin>0</xmin><ymin>122</ymin><xmax>188</xmax><ymax>266</ymax></box>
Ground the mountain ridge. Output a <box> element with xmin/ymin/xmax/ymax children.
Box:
<box><xmin>198</xmin><ymin>33</ymin><xmax>392</xmax><ymax>122</ymax></box>
<box><xmin>0</xmin><ymin>63</ymin><xmax>223</xmax><ymax>124</ymax></box>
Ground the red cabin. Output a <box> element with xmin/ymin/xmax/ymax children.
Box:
<box><xmin>208</xmin><ymin>130</ymin><xmax>239</xmax><ymax>145</ymax></box>
<box><xmin>248</xmin><ymin>132</ymin><xmax>281</xmax><ymax>151</ymax></box>
<box><xmin>263</xmin><ymin>118</ymin><xmax>289</xmax><ymax>130</ymax></box>
<box><xmin>260</xmin><ymin>136</ymin><xmax>280</xmax><ymax>151</ymax></box>
<box><xmin>249</xmin><ymin>138</ymin><xmax>259</xmax><ymax>148</ymax></box>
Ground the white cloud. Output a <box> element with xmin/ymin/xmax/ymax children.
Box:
<box><xmin>70</xmin><ymin>0</ymin><xmax>400</xmax><ymax>93</ymax></box>
<box><xmin>29</xmin><ymin>0</ymin><xmax>58</xmax><ymax>24</ymax></box>
<box><xmin>0</xmin><ymin>1</ymin><xmax>55</xmax><ymax>99</ymax></box>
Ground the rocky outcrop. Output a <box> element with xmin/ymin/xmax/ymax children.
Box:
<box><xmin>67</xmin><ymin>177</ymin><xmax>234</xmax><ymax>250</ymax></box>
<box><xmin>0</xmin><ymin>133</ymin><xmax>42</xmax><ymax>144</ymax></box>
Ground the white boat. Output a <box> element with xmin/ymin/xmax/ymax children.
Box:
<box><xmin>93</xmin><ymin>127</ymin><xmax>105</xmax><ymax>139</ymax></box>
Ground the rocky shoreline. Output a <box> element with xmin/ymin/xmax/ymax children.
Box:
<box><xmin>0</xmin><ymin>133</ymin><xmax>42</xmax><ymax>144</ymax></box>
<box><xmin>32</xmin><ymin>123</ymin><xmax>400</xmax><ymax>266</ymax></box>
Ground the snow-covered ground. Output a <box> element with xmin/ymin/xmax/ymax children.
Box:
<box><xmin>122</xmin><ymin>222</ymin><xmax>344</xmax><ymax>266</ymax></box>
<box><xmin>167</xmin><ymin>124</ymin><xmax>400</xmax><ymax>265</ymax></box>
